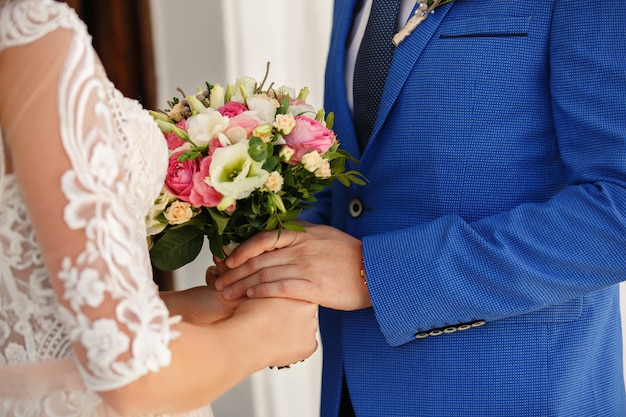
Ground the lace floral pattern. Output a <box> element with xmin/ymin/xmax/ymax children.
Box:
<box><xmin>0</xmin><ymin>1</ymin><xmax>203</xmax><ymax>415</ymax></box>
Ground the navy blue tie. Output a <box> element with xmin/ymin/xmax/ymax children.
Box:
<box><xmin>353</xmin><ymin>0</ymin><xmax>401</xmax><ymax>152</ymax></box>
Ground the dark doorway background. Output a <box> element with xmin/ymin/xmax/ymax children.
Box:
<box><xmin>62</xmin><ymin>0</ymin><xmax>174</xmax><ymax>290</ymax></box>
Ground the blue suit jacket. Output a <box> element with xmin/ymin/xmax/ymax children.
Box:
<box><xmin>302</xmin><ymin>0</ymin><xmax>626</xmax><ymax>415</ymax></box>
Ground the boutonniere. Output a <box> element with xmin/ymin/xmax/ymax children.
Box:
<box><xmin>393</xmin><ymin>0</ymin><xmax>453</xmax><ymax>46</ymax></box>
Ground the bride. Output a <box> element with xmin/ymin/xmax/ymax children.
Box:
<box><xmin>0</xmin><ymin>0</ymin><xmax>318</xmax><ymax>415</ymax></box>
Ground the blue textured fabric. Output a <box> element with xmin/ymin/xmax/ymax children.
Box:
<box><xmin>302</xmin><ymin>0</ymin><xmax>626</xmax><ymax>415</ymax></box>
<box><xmin>353</xmin><ymin>0</ymin><xmax>401</xmax><ymax>151</ymax></box>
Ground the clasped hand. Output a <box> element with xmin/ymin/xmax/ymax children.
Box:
<box><xmin>212</xmin><ymin>222</ymin><xmax>373</xmax><ymax>311</ymax></box>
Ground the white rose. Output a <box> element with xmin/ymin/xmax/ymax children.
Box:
<box><xmin>186</xmin><ymin>109</ymin><xmax>229</xmax><ymax>147</ymax></box>
<box><xmin>301</xmin><ymin>151</ymin><xmax>324</xmax><ymax>172</ymax></box>
<box><xmin>209</xmin><ymin>141</ymin><xmax>269</xmax><ymax>210</ymax></box>
<box><xmin>314</xmin><ymin>159</ymin><xmax>332</xmax><ymax>179</ymax></box>
<box><xmin>279</xmin><ymin>146</ymin><xmax>295</xmax><ymax>162</ymax></box>
<box><xmin>264</xmin><ymin>171</ymin><xmax>284</xmax><ymax>193</ymax></box>
<box><xmin>273</xmin><ymin>113</ymin><xmax>296</xmax><ymax>135</ymax></box>
<box><xmin>164</xmin><ymin>201</ymin><xmax>194</xmax><ymax>225</ymax></box>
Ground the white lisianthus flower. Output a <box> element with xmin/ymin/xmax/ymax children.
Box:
<box><xmin>186</xmin><ymin>108</ymin><xmax>229</xmax><ymax>147</ymax></box>
<box><xmin>209</xmin><ymin>141</ymin><xmax>270</xmax><ymax>211</ymax></box>
<box><xmin>288</xmin><ymin>102</ymin><xmax>317</xmax><ymax>118</ymax></box>
<box><xmin>247</xmin><ymin>94</ymin><xmax>279</xmax><ymax>124</ymax></box>
<box><xmin>164</xmin><ymin>201</ymin><xmax>195</xmax><ymax>225</ymax></box>
<box><xmin>274</xmin><ymin>113</ymin><xmax>296</xmax><ymax>135</ymax></box>
<box><xmin>301</xmin><ymin>150</ymin><xmax>324</xmax><ymax>172</ymax></box>
<box><xmin>314</xmin><ymin>159</ymin><xmax>332</xmax><ymax>179</ymax></box>
<box><xmin>146</xmin><ymin>189</ymin><xmax>177</xmax><ymax>235</ymax></box>
<box><xmin>209</xmin><ymin>83</ymin><xmax>225</xmax><ymax>109</ymax></box>
<box><xmin>276</xmin><ymin>85</ymin><xmax>296</xmax><ymax>98</ymax></box>
<box><xmin>264</xmin><ymin>171</ymin><xmax>284</xmax><ymax>193</ymax></box>
<box><xmin>235</xmin><ymin>76</ymin><xmax>257</xmax><ymax>102</ymax></box>
<box><xmin>279</xmin><ymin>145</ymin><xmax>295</xmax><ymax>162</ymax></box>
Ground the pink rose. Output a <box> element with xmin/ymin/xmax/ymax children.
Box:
<box><xmin>189</xmin><ymin>156</ymin><xmax>224</xmax><ymax>208</ymax></box>
<box><xmin>218</xmin><ymin>101</ymin><xmax>248</xmax><ymax>117</ymax></box>
<box><xmin>165</xmin><ymin>119</ymin><xmax>187</xmax><ymax>150</ymax></box>
<box><xmin>225</xmin><ymin>113</ymin><xmax>261</xmax><ymax>142</ymax></box>
<box><xmin>283</xmin><ymin>115</ymin><xmax>336</xmax><ymax>163</ymax></box>
<box><xmin>164</xmin><ymin>151</ymin><xmax>201</xmax><ymax>201</ymax></box>
<box><xmin>207</xmin><ymin>137</ymin><xmax>222</xmax><ymax>156</ymax></box>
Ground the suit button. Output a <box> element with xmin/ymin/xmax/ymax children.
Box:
<box><xmin>348</xmin><ymin>199</ymin><xmax>363</xmax><ymax>218</ymax></box>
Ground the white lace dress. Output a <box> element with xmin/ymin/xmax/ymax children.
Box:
<box><xmin>0</xmin><ymin>1</ymin><xmax>213</xmax><ymax>415</ymax></box>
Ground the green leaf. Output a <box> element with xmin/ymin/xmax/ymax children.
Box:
<box><xmin>283</xmin><ymin>221</ymin><xmax>306</xmax><ymax>233</ymax></box>
<box><xmin>278</xmin><ymin>95</ymin><xmax>290</xmax><ymax>114</ymax></box>
<box><xmin>150</xmin><ymin>227</ymin><xmax>204</xmax><ymax>270</ymax></box>
<box><xmin>268</xmin><ymin>192</ymin><xmax>287</xmax><ymax>213</ymax></box>
<box><xmin>262</xmin><ymin>155</ymin><xmax>280</xmax><ymax>171</ymax></box>
<box><xmin>208</xmin><ymin>234</ymin><xmax>227</xmax><ymax>260</ymax></box>
<box><xmin>248</xmin><ymin>136</ymin><xmax>268</xmax><ymax>162</ymax></box>
<box><xmin>208</xmin><ymin>209</ymin><xmax>231</xmax><ymax>235</ymax></box>
<box><xmin>326</xmin><ymin>112</ymin><xmax>335</xmax><ymax>130</ymax></box>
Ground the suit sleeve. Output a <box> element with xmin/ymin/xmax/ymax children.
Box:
<box><xmin>365</xmin><ymin>0</ymin><xmax>626</xmax><ymax>347</ymax></box>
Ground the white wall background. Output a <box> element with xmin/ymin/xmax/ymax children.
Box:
<box><xmin>149</xmin><ymin>1</ymin><xmax>626</xmax><ymax>416</ymax></box>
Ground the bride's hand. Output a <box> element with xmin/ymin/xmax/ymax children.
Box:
<box><xmin>160</xmin><ymin>285</ymin><xmax>242</xmax><ymax>326</ymax></box>
<box><xmin>234</xmin><ymin>297</ymin><xmax>319</xmax><ymax>369</ymax></box>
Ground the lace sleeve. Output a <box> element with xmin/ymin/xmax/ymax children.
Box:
<box><xmin>0</xmin><ymin>0</ymin><xmax>177</xmax><ymax>392</ymax></box>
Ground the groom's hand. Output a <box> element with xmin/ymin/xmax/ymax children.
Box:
<box><xmin>214</xmin><ymin>223</ymin><xmax>372</xmax><ymax>311</ymax></box>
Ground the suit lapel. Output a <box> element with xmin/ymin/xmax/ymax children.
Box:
<box><xmin>366</xmin><ymin>2</ymin><xmax>454</xmax><ymax>155</ymax></box>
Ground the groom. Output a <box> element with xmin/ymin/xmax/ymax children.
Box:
<box><xmin>215</xmin><ymin>0</ymin><xmax>626</xmax><ymax>415</ymax></box>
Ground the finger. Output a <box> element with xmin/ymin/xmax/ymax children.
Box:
<box><xmin>215</xmin><ymin>245</ymin><xmax>291</xmax><ymax>290</ymax></box>
<box><xmin>205</xmin><ymin>266</ymin><xmax>219</xmax><ymax>286</ymax></box>
<box><xmin>225</xmin><ymin>229</ymin><xmax>299</xmax><ymax>269</ymax></box>
<box><xmin>246</xmin><ymin>279</ymin><xmax>318</xmax><ymax>304</ymax></box>
<box><xmin>222</xmin><ymin>262</ymin><xmax>308</xmax><ymax>300</ymax></box>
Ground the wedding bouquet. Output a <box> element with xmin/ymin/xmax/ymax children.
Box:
<box><xmin>147</xmin><ymin>72</ymin><xmax>364</xmax><ymax>270</ymax></box>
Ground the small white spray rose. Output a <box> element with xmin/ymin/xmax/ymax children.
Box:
<box><xmin>264</xmin><ymin>171</ymin><xmax>284</xmax><ymax>193</ymax></box>
<box><xmin>164</xmin><ymin>201</ymin><xmax>195</xmax><ymax>225</ymax></box>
